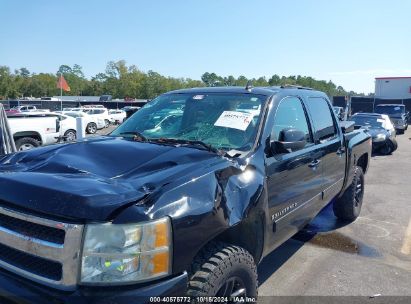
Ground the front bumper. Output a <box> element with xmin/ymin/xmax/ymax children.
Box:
<box><xmin>0</xmin><ymin>268</ymin><xmax>188</xmax><ymax>304</ymax></box>
<box><xmin>395</xmin><ymin>125</ymin><xmax>406</xmax><ymax>131</ymax></box>
<box><xmin>393</xmin><ymin>121</ymin><xmax>407</xmax><ymax>130</ymax></box>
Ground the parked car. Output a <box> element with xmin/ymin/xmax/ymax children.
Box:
<box><xmin>0</xmin><ymin>86</ymin><xmax>371</xmax><ymax>302</ymax></box>
<box><xmin>58</xmin><ymin>111</ymin><xmax>105</xmax><ymax>134</ymax></box>
<box><xmin>333</xmin><ymin>106</ymin><xmax>345</xmax><ymax>120</ymax></box>
<box><xmin>6</xmin><ymin>105</ymin><xmax>38</xmax><ymax>115</ymax></box>
<box><xmin>7</xmin><ymin>114</ymin><xmax>60</xmax><ymax>150</ymax></box>
<box><xmin>99</xmin><ymin>95</ymin><xmax>113</xmax><ymax>102</ymax></box>
<box><xmin>353</xmin><ymin>112</ymin><xmax>395</xmax><ymax>135</ymax></box>
<box><xmin>108</xmin><ymin>109</ymin><xmax>127</xmax><ymax>124</ymax></box>
<box><xmin>351</xmin><ymin>114</ymin><xmax>397</xmax><ymax>155</ymax></box>
<box><xmin>82</xmin><ymin>107</ymin><xmax>113</xmax><ymax>127</ymax></box>
<box><xmin>121</xmin><ymin>106</ymin><xmax>140</xmax><ymax>121</ymax></box>
<box><xmin>374</xmin><ymin>104</ymin><xmax>409</xmax><ymax>134</ymax></box>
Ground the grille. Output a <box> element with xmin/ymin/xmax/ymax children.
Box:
<box><xmin>0</xmin><ymin>242</ymin><xmax>62</xmax><ymax>281</ymax></box>
<box><xmin>0</xmin><ymin>206</ymin><xmax>83</xmax><ymax>290</ymax></box>
<box><xmin>0</xmin><ymin>213</ymin><xmax>65</xmax><ymax>244</ymax></box>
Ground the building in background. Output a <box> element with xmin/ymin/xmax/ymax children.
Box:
<box><xmin>375</xmin><ymin>77</ymin><xmax>411</xmax><ymax>99</ymax></box>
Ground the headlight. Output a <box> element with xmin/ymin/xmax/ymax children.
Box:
<box><xmin>376</xmin><ymin>134</ymin><xmax>386</xmax><ymax>140</ymax></box>
<box><xmin>80</xmin><ymin>217</ymin><xmax>172</xmax><ymax>285</ymax></box>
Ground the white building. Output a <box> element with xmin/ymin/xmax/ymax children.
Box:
<box><xmin>375</xmin><ymin>77</ymin><xmax>411</xmax><ymax>99</ymax></box>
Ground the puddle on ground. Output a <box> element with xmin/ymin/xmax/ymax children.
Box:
<box><xmin>291</xmin><ymin>202</ymin><xmax>383</xmax><ymax>258</ymax></box>
<box><xmin>294</xmin><ymin>230</ymin><xmax>382</xmax><ymax>258</ymax></box>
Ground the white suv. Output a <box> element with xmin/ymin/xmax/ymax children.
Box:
<box><xmin>108</xmin><ymin>109</ymin><xmax>127</xmax><ymax>124</ymax></box>
<box><xmin>83</xmin><ymin>108</ymin><xmax>112</xmax><ymax>128</ymax></box>
<box><xmin>59</xmin><ymin>111</ymin><xmax>105</xmax><ymax>134</ymax></box>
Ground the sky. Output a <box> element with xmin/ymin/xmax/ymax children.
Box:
<box><xmin>0</xmin><ymin>0</ymin><xmax>410</xmax><ymax>94</ymax></box>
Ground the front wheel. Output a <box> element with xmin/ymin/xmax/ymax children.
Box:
<box><xmin>86</xmin><ymin>123</ymin><xmax>97</xmax><ymax>134</ymax></box>
<box><xmin>379</xmin><ymin>141</ymin><xmax>394</xmax><ymax>155</ymax></box>
<box><xmin>64</xmin><ymin>129</ymin><xmax>77</xmax><ymax>142</ymax></box>
<box><xmin>187</xmin><ymin>242</ymin><xmax>257</xmax><ymax>301</ymax></box>
<box><xmin>333</xmin><ymin>166</ymin><xmax>364</xmax><ymax>221</ymax></box>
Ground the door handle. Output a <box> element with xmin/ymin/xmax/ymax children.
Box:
<box><xmin>308</xmin><ymin>159</ymin><xmax>321</xmax><ymax>168</ymax></box>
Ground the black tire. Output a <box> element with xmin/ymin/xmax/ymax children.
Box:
<box><xmin>104</xmin><ymin>119</ymin><xmax>110</xmax><ymax>128</ymax></box>
<box><xmin>379</xmin><ymin>140</ymin><xmax>394</xmax><ymax>155</ymax></box>
<box><xmin>333</xmin><ymin>166</ymin><xmax>364</xmax><ymax>222</ymax></box>
<box><xmin>15</xmin><ymin>137</ymin><xmax>40</xmax><ymax>151</ymax></box>
<box><xmin>397</xmin><ymin>129</ymin><xmax>405</xmax><ymax>135</ymax></box>
<box><xmin>86</xmin><ymin>123</ymin><xmax>97</xmax><ymax>134</ymax></box>
<box><xmin>391</xmin><ymin>138</ymin><xmax>398</xmax><ymax>152</ymax></box>
<box><xmin>187</xmin><ymin>242</ymin><xmax>257</xmax><ymax>301</ymax></box>
<box><xmin>64</xmin><ymin>129</ymin><xmax>77</xmax><ymax>142</ymax></box>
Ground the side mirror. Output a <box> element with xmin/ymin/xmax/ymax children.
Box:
<box><xmin>340</xmin><ymin>120</ymin><xmax>355</xmax><ymax>133</ymax></box>
<box><xmin>271</xmin><ymin>128</ymin><xmax>306</xmax><ymax>153</ymax></box>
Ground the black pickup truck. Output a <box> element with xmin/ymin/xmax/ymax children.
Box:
<box><xmin>0</xmin><ymin>86</ymin><xmax>371</xmax><ymax>303</ymax></box>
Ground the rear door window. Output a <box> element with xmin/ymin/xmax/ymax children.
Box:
<box><xmin>305</xmin><ymin>97</ymin><xmax>337</xmax><ymax>142</ymax></box>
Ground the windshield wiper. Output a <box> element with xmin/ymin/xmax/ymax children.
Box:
<box><xmin>118</xmin><ymin>131</ymin><xmax>148</xmax><ymax>142</ymax></box>
<box><xmin>151</xmin><ymin>138</ymin><xmax>228</xmax><ymax>155</ymax></box>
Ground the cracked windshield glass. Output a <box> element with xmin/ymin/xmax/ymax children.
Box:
<box><xmin>111</xmin><ymin>93</ymin><xmax>266</xmax><ymax>151</ymax></box>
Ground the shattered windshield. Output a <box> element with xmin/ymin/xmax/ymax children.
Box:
<box><xmin>111</xmin><ymin>93</ymin><xmax>267</xmax><ymax>151</ymax></box>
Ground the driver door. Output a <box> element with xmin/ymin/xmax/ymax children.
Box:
<box><xmin>265</xmin><ymin>96</ymin><xmax>325</xmax><ymax>245</ymax></box>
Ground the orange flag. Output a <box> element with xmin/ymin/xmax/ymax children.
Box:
<box><xmin>57</xmin><ymin>75</ymin><xmax>71</xmax><ymax>92</ymax></box>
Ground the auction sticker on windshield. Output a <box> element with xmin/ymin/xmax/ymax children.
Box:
<box><xmin>214</xmin><ymin>111</ymin><xmax>254</xmax><ymax>131</ymax></box>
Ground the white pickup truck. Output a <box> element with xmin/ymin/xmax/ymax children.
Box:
<box><xmin>7</xmin><ymin>115</ymin><xmax>60</xmax><ymax>151</ymax></box>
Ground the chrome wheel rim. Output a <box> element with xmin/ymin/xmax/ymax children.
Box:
<box><xmin>88</xmin><ymin>124</ymin><xmax>97</xmax><ymax>133</ymax></box>
<box><xmin>65</xmin><ymin>131</ymin><xmax>76</xmax><ymax>141</ymax></box>
<box><xmin>19</xmin><ymin>144</ymin><xmax>34</xmax><ymax>151</ymax></box>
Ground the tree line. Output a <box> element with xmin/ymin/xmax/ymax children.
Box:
<box><xmin>0</xmin><ymin>60</ymin><xmax>362</xmax><ymax>100</ymax></box>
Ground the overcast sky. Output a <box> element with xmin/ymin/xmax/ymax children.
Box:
<box><xmin>1</xmin><ymin>0</ymin><xmax>410</xmax><ymax>94</ymax></box>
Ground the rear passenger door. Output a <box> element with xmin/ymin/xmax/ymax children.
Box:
<box><xmin>304</xmin><ymin>96</ymin><xmax>346</xmax><ymax>203</ymax></box>
<box><xmin>265</xmin><ymin>96</ymin><xmax>325</xmax><ymax>244</ymax></box>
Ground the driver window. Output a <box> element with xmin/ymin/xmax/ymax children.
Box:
<box><xmin>272</xmin><ymin>97</ymin><xmax>313</xmax><ymax>145</ymax></box>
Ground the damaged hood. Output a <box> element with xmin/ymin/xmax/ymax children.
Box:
<box><xmin>0</xmin><ymin>136</ymin><xmax>227</xmax><ymax>221</ymax></box>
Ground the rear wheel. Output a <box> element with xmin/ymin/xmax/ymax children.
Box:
<box><xmin>104</xmin><ymin>119</ymin><xmax>110</xmax><ymax>128</ymax></box>
<box><xmin>86</xmin><ymin>123</ymin><xmax>97</xmax><ymax>134</ymax></box>
<box><xmin>64</xmin><ymin>129</ymin><xmax>77</xmax><ymax>142</ymax></box>
<box><xmin>333</xmin><ymin>166</ymin><xmax>364</xmax><ymax>221</ymax></box>
<box><xmin>187</xmin><ymin>242</ymin><xmax>257</xmax><ymax>302</ymax></box>
<box><xmin>15</xmin><ymin>137</ymin><xmax>40</xmax><ymax>151</ymax></box>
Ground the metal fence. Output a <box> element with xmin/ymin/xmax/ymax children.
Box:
<box><xmin>0</xmin><ymin>100</ymin><xmax>147</xmax><ymax>111</ymax></box>
<box><xmin>332</xmin><ymin>96</ymin><xmax>411</xmax><ymax>120</ymax></box>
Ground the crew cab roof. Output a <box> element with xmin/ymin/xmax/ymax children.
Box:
<box><xmin>166</xmin><ymin>86</ymin><xmax>326</xmax><ymax>98</ymax></box>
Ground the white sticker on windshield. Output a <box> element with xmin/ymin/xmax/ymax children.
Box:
<box><xmin>193</xmin><ymin>95</ymin><xmax>205</xmax><ymax>100</ymax></box>
<box><xmin>214</xmin><ymin>111</ymin><xmax>254</xmax><ymax>131</ymax></box>
<box><xmin>377</xmin><ymin>119</ymin><xmax>384</xmax><ymax>123</ymax></box>
<box><xmin>394</xmin><ymin>106</ymin><xmax>400</xmax><ymax>110</ymax></box>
